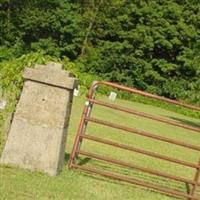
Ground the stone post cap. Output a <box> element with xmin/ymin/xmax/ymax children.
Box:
<box><xmin>23</xmin><ymin>62</ymin><xmax>79</xmax><ymax>90</ymax></box>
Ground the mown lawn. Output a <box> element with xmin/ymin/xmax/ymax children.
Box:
<box><xmin>0</xmin><ymin>95</ymin><xmax>200</xmax><ymax>200</ymax></box>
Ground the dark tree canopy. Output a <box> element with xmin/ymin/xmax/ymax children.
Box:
<box><xmin>0</xmin><ymin>0</ymin><xmax>200</xmax><ymax>104</ymax></box>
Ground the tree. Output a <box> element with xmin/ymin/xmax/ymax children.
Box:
<box><xmin>0</xmin><ymin>0</ymin><xmax>200</xmax><ymax>104</ymax></box>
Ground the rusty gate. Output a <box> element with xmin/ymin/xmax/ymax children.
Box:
<box><xmin>69</xmin><ymin>81</ymin><xmax>200</xmax><ymax>200</ymax></box>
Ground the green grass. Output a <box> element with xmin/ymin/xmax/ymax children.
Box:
<box><xmin>0</xmin><ymin>96</ymin><xmax>200</xmax><ymax>200</ymax></box>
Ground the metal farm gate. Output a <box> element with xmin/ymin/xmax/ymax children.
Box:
<box><xmin>69</xmin><ymin>81</ymin><xmax>200</xmax><ymax>200</ymax></box>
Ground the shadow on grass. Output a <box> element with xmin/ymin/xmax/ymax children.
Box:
<box><xmin>68</xmin><ymin>156</ymin><xmax>196</xmax><ymax>199</ymax></box>
<box><xmin>78</xmin><ymin>157</ymin><xmax>91</xmax><ymax>166</ymax></box>
<box><xmin>64</xmin><ymin>153</ymin><xmax>70</xmax><ymax>164</ymax></box>
<box><xmin>167</xmin><ymin>116</ymin><xmax>200</xmax><ymax>129</ymax></box>
<box><xmin>77</xmin><ymin>168</ymin><xmax>185</xmax><ymax>200</ymax></box>
<box><xmin>64</xmin><ymin>153</ymin><xmax>91</xmax><ymax>166</ymax></box>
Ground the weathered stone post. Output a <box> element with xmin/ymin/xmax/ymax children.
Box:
<box><xmin>0</xmin><ymin>62</ymin><xmax>79</xmax><ymax>175</ymax></box>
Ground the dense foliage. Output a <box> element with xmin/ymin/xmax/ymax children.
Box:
<box><xmin>0</xmin><ymin>0</ymin><xmax>200</xmax><ymax>105</ymax></box>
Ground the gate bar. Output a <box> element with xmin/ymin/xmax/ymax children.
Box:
<box><xmin>89</xmin><ymin>99</ymin><xmax>200</xmax><ymax>133</ymax></box>
<box><xmin>69</xmin><ymin>103</ymin><xmax>91</xmax><ymax>166</ymax></box>
<box><xmin>69</xmin><ymin>81</ymin><xmax>200</xmax><ymax>199</ymax></box>
<box><xmin>71</xmin><ymin>164</ymin><xmax>200</xmax><ymax>200</ymax></box>
<box><xmin>81</xmin><ymin>134</ymin><xmax>199</xmax><ymax>169</ymax></box>
<box><xmin>190</xmin><ymin>159</ymin><xmax>200</xmax><ymax>198</ymax></box>
<box><xmin>79</xmin><ymin>150</ymin><xmax>200</xmax><ymax>186</ymax></box>
<box><xmin>88</xmin><ymin>81</ymin><xmax>200</xmax><ymax>112</ymax></box>
<box><xmin>85</xmin><ymin>117</ymin><xmax>200</xmax><ymax>151</ymax></box>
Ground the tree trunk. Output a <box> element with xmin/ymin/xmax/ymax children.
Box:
<box><xmin>81</xmin><ymin>0</ymin><xmax>103</xmax><ymax>55</ymax></box>
<box><xmin>7</xmin><ymin>0</ymin><xmax>11</xmax><ymax>32</ymax></box>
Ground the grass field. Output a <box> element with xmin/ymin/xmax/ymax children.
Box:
<box><xmin>0</xmin><ymin>95</ymin><xmax>200</xmax><ymax>200</ymax></box>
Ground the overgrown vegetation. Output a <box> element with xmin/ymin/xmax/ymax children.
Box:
<box><xmin>0</xmin><ymin>52</ymin><xmax>199</xmax><ymax>124</ymax></box>
<box><xmin>0</xmin><ymin>0</ymin><xmax>200</xmax><ymax>105</ymax></box>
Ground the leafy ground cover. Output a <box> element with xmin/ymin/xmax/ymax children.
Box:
<box><xmin>0</xmin><ymin>95</ymin><xmax>199</xmax><ymax>200</ymax></box>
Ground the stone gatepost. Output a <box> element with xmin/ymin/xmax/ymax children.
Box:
<box><xmin>0</xmin><ymin>62</ymin><xmax>79</xmax><ymax>175</ymax></box>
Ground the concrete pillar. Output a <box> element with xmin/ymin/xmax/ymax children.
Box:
<box><xmin>0</xmin><ymin>62</ymin><xmax>79</xmax><ymax>175</ymax></box>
